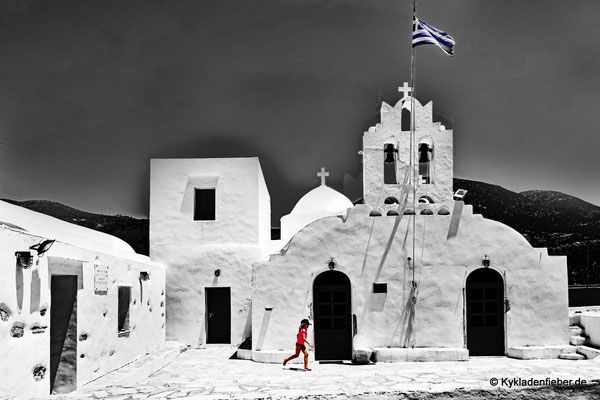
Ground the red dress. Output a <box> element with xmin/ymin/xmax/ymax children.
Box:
<box><xmin>296</xmin><ymin>328</ymin><xmax>307</xmax><ymax>345</ymax></box>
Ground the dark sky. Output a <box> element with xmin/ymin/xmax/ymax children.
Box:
<box><xmin>0</xmin><ymin>0</ymin><xmax>598</xmax><ymax>220</ymax></box>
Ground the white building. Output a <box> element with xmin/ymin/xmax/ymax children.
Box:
<box><xmin>151</xmin><ymin>86</ymin><xmax>570</xmax><ymax>363</ymax></box>
<box><xmin>0</xmin><ymin>201</ymin><xmax>165</xmax><ymax>398</ymax></box>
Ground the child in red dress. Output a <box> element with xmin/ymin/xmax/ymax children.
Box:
<box><xmin>283</xmin><ymin>318</ymin><xmax>313</xmax><ymax>371</ymax></box>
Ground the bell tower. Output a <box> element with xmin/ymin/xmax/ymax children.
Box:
<box><xmin>362</xmin><ymin>83</ymin><xmax>454</xmax><ymax>207</ymax></box>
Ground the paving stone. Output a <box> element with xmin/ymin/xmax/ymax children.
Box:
<box><xmin>109</xmin><ymin>388</ymin><xmax>138</xmax><ymax>395</ymax></box>
<box><xmin>92</xmin><ymin>391</ymin><xmax>109</xmax><ymax>399</ymax></box>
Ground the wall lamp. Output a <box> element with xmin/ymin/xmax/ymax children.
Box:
<box><xmin>214</xmin><ymin>269</ymin><xmax>221</xmax><ymax>277</ymax></box>
<box><xmin>328</xmin><ymin>258</ymin><xmax>336</xmax><ymax>270</ymax></box>
<box><xmin>453</xmin><ymin>189</ymin><xmax>468</xmax><ymax>201</ymax></box>
<box><xmin>139</xmin><ymin>271</ymin><xmax>150</xmax><ymax>281</ymax></box>
<box><xmin>29</xmin><ymin>239</ymin><xmax>55</xmax><ymax>257</ymax></box>
<box><xmin>15</xmin><ymin>251</ymin><xmax>33</xmax><ymax>269</ymax></box>
<box><xmin>482</xmin><ymin>255</ymin><xmax>490</xmax><ymax>268</ymax></box>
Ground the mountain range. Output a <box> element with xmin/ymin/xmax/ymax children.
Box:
<box><xmin>2</xmin><ymin>178</ymin><xmax>599</xmax><ymax>285</ymax></box>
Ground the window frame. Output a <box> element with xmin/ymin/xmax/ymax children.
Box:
<box><xmin>193</xmin><ymin>188</ymin><xmax>217</xmax><ymax>221</ymax></box>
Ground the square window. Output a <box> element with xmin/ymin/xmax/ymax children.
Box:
<box><xmin>194</xmin><ymin>189</ymin><xmax>216</xmax><ymax>221</ymax></box>
<box><xmin>373</xmin><ymin>283</ymin><xmax>388</xmax><ymax>293</ymax></box>
<box><xmin>117</xmin><ymin>286</ymin><xmax>131</xmax><ymax>333</ymax></box>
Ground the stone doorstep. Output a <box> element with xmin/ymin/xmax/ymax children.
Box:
<box><xmin>82</xmin><ymin>341</ymin><xmax>186</xmax><ymax>389</ymax></box>
<box><xmin>577</xmin><ymin>345</ymin><xmax>600</xmax><ymax>360</ymax></box>
<box><xmin>372</xmin><ymin>348</ymin><xmax>469</xmax><ymax>362</ymax></box>
<box><xmin>558</xmin><ymin>353</ymin><xmax>586</xmax><ymax>360</ymax></box>
<box><xmin>506</xmin><ymin>345</ymin><xmax>577</xmax><ymax>360</ymax></box>
<box><xmin>236</xmin><ymin>349</ymin><xmax>252</xmax><ymax>360</ymax></box>
<box><xmin>251</xmin><ymin>350</ymin><xmax>315</xmax><ymax>364</ymax></box>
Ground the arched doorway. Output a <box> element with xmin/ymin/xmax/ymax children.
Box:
<box><xmin>466</xmin><ymin>268</ymin><xmax>505</xmax><ymax>356</ymax></box>
<box><xmin>313</xmin><ymin>270</ymin><xmax>352</xmax><ymax>360</ymax></box>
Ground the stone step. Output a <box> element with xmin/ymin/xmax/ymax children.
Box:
<box><xmin>577</xmin><ymin>345</ymin><xmax>600</xmax><ymax>360</ymax></box>
<box><xmin>558</xmin><ymin>353</ymin><xmax>586</xmax><ymax>361</ymax></box>
<box><xmin>569</xmin><ymin>325</ymin><xmax>583</xmax><ymax>336</ymax></box>
<box><xmin>570</xmin><ymin>335</ymin><xmax>587</xmax><ymax>346</ymax></box>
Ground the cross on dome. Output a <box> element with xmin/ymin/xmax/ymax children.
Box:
<box><xmin>317</xmin><ymin>167</ymin><xmax>329</xmax><ymax>186</ymax></box>
<box><xmin>398</xmin><ymin>82</ymin><xmax>412</xmax><ymax>98</ymax></box>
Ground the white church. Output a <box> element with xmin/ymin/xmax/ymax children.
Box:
<box><xmin>2</xmin><ymin>83</ymin><xmax>593</xmax><ymax>398</ymax></box>
<box><xmin>149</xmin><ymin>84</ymin><xmax>571</xmax><ymax>363</ymax></box>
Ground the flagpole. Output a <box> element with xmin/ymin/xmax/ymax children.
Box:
<box><xmin>410</xmin><ymin>0</ymin><xmax>417</xmax><ymax>285</ymax></box>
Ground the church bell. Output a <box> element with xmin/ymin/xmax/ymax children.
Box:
<box><xmin>384</xmin><ymin>144</ymin><xmax>397</xmax><ymax>163</ymax></box>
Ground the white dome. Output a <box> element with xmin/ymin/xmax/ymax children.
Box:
<box><xmin>290</xmin><ymin>185</ymin><xmax>353</xmax><ymax>215</ymax></box>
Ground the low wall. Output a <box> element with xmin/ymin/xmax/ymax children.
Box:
<box><xmin>580</xmin><ymin>313</ymin><xmax>600</xmax><ymax>348</ymax></box>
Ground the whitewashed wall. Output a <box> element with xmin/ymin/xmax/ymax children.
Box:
<box><xmin>252</xmin><ymin>203</ymin><xmax>568</xmax><ymax>354</ymax></box>
<box><xmin>363</xmin><ymin>98</ymin><xmax>453</xmax><ymax>206</ymax></box>
<box><xmin>150</xmin><ymin>158</ymin><xmax>269</xmax><ymax>345</ymax></box>
<box><xmin>0</xmin><ymin>228</ymin><xmax>165</xmax><ymax>398</ymax></box>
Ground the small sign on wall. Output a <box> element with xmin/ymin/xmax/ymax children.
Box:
<box><xmin>94</xmin><ymin>264</ymin><xmax>109</xmax><ymax>295</ymax></box>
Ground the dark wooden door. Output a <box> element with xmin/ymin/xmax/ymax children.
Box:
<box><xmin>50</xmin><ymin>275</ymin><xmax>78</xmax><ymax>394</ymax></box>
<box><xmin>313</xmin><ymin>271</ymin><xmax>352</xmax><ymax>360</ymax></box>
<box><xmin>466</xmin><ymin>269</ymin><xmax>504</xmax><ymax>356</ymax></box>
<box><xmin>206</xmin><ymin>287</ymin><xmax>231</xmax><ymax>344</ymax></box>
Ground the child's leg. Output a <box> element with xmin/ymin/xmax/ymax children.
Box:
<box><xmin>283</xmin><ymin>345</ymin><xmax>302</xmax><ymax>365</ymax></box>
<box><xmin>303</xmin><ymin>348</ymin><xmax>310</xmax><ymax>370</ymax></box>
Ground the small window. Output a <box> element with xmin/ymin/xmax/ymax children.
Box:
<box><xmin>118</xmin><ymin>286</ymin><xmax>131</xmax><ymax>334</ymax></box>
<box><xmin>384</xmin><ymin>197</ymin><xmax>399</xmax><ymax>204</ymax></box>
<box><xmin>418</xmin><ymin>195</ymin><xmax>435</xmax><ymax>204</ymax></box>
<box><xmin>401</xmin><ymin>108</ymin><xmax>411</xmax><ymax>131</ymax></box>
<box><xmin>194</xmin><ymin>188</ymin><xmax>216</xmax><ymax>221</ymax></box>
<box><xmin>373</xmin><ymin>283</ymin><xmax>388</xmax><ymax>293</ymax></box>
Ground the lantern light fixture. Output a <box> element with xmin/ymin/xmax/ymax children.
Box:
<box><xmin>482</xmin><ymin>255</ymin><xmax>490</xmax><ymax>268</ymax></box>
<box><xmin>328</xmin><ymin>258</ymin><xmax>336</xmax><ymax>270</ymax></box>
<box><xmin>15</xmin><ymin>251</ymin><xmax>33</xmax><ymax>269</ymax></box>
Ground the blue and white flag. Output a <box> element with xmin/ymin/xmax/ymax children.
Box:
<box><xmin>412</xmin><ymin>17</ymin><xmax>455</xmax><ymax>56</ymax></box>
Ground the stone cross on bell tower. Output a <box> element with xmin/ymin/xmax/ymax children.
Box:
<box><xmin>398</xmin><ymin>82</ymin><xmax>412</xmax><ymax>98</ymax></box>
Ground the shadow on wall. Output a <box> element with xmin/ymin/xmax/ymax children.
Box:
<box><xmin>391</xmin><ymin>284</ymin><xmax>417</xmax><ymax>348</ymax></box>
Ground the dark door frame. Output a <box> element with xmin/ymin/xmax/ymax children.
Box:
<box><xmin>312</xmin><ymin>270</ymin><xmax>353</xmax><ymax>361</ymax></box>
<box><xmin>205</xmin><ymin>286</ymin><xmax>231</xmax><ymax>344</ymax></box>
<box><xmin>465</xmin><ymin>268</ymin><xmax>505</xmax><ymax>356</ymax></box>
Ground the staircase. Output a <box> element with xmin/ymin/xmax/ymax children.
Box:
<box><xmin>558</xmin><ymin>325</ymin><xmax>600</xmax><ymax>360</ymax></box>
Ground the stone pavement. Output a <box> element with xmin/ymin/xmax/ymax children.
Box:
<box><xmin>11</xmin><ymin>347</ymin><xmax>600</xmax><ymax>400</ymax></box>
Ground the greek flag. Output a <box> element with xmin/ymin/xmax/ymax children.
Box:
<box><xmin>412</xmin><ymin>17</ymin><xmax>455</xmax><ymax>56</ymax></box>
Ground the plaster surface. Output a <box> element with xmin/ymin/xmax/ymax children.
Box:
<box><xmin>363</xmin><ymin>97</ymin><xmax>453</xmax><ymax>206</ymax></box>
<box><xmin>0</xmin><ymin>205</ymin><xmax>165</xmax><ymax>399</ymax></box>
<box><xmin>253</xmin><ymin>203</ymin><xmax>568</xmax><ymax>355</ymax></box>
<box><xmin>580</xmin><ymin>312</ymin><xmax>600</xmax><ymax>347</ymax></box>
<box><xmin>281</xmin><ymin>184</ymin><xmax>353</xmax><ymax>244</ymax></box>
<box><xmin>150</xmin><ymin>158</ymin><xmax>270</xmax><ymax>346</ymax></box>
